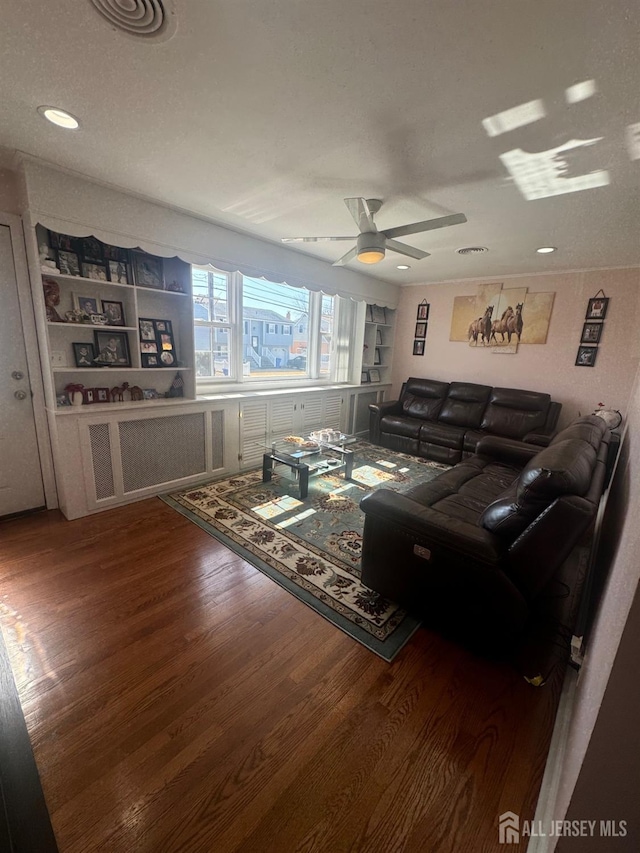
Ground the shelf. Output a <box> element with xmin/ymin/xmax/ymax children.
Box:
<box><xmin>50</xmin><ymin>397</ymin><xmax>196</xmax><ymax>416</ymax></box>
<box><xmin>41</xmin><ymin>272</ymin><xmax>134</xmax><ymax>289</ymax></box>
<box><xmin>52</xmin><ymin>367</ymin><xmax>193</xmax><ymax>373</ymax></box>
<box><xmin>47</xmin><ymin>323</ymin><xmax>139</xmax><ymax>331</ymax></box>
<box><xmin>137</xmin><ymin>287</ymin><xmax>189</xmax><ymax>297</ymax></box>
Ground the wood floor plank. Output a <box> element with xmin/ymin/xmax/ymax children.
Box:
<box><xmin>0</xmin><ymin>500</ymin><xmax>560</xmax><ymax>852</ymax></box>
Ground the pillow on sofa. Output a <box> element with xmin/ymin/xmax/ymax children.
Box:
<box><xmin>479</xmin><ymin>438</ymin><xmax>596</xmax><ymax>539</ymax></box>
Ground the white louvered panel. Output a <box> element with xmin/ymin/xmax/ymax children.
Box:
<box><xmin>270</xmin><ymin>398</ymin><xmax>296</xmax><ymax>438</ymax></box>
<box><xmin>88</xmin><ymin>423</ymin><xmax>115</xmax><ymax>500</ymax></box>
<box><xmin>119</xmin><ymin>414</ymin><xmax>206</xmax><ymax>492</ymax></box>
<box><xmin>211</xmin><ymin>410</ymin><xmax>224</xmax><ymax>470</ymax></box>
<box><xmin>240</xmin><ymin>401</ymin><xmax>268</xmax><ymax>470</ymax></box>
<box><xmin>355</xmin><ymin>391</ymin><xmax>378</xmax><ymax>434</ymax></box>
<box><xmin>300</xmin><ymin>395</ymin><xmax>323</xmax><ymax>432</ymax></box>
<box><xmin>241</xmin><ymin>402</ymin><xmax>268</xmax><ymax>437</ymax></box>
<box><xmin>324</xmin><ymin>393</ymin><xmax>344</xmax><ymax>431</ymax></box>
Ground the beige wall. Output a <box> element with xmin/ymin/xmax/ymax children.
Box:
<box><xmin>391</xmin><ymin>268</ymin><xmax>640</xmax><ymax>427</ymax></box>
<box><xmin>0</xmin><ymin>168</ymin><xmax>21</xmax><ymax>215</ymax></box>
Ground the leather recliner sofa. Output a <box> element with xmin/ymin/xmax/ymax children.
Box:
<box><xmin>369</xmin><ymin>377</ymin><xmax>562</xmax><ymax>464</ymax></box>
<box><xmin>359</xmin><ymin>416</ymin><xmax>610</xmax><ymax>648</ymax></box>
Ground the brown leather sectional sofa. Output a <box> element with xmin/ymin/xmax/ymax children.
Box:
<box><xmin>369</xmin><ymin>377</ymin><xmax>562</xmax><ymax>464</ymax></box>
<box><xmin>360</xmin><ymin>415</ymin><xmax>610</xmax><ymax>649</ymax></box>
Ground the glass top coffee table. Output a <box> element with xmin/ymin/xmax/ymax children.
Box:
<box><xmin>262</xmin><ymin>433</ymin><xmax>356</xmax><ymax>499</ymax></box>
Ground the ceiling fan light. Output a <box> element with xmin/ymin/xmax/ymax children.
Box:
<box><xmin>357</xmin><ymin>249</ymin><xmax>385</xmax><ymax>264</ymax></box>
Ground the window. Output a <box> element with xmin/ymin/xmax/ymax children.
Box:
<box><xmin>193</xmin><ymin>266</ymin><xmax>354</xmax><ymax>387</ymax></box>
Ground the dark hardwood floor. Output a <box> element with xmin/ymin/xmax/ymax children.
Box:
<box><xmin>0</xmin><ymin>500</ymin><xmax>562</xmax><ymax>852</ymax></box>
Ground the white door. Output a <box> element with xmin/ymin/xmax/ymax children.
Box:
<box><xmin>0</xmin><ymin>224</ymin><xmax>45</xmax><ymax>515</ymax></box>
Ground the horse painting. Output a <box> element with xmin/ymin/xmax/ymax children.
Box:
<box><xmin>490</xmin><ymin>306</ymin><xmax>515</xmax><ymax>344</ymax></box>
<box><xmin>508</xmin><ymin>302</ymin><xmax>524</xmax><ymax>343</ymax></box>
<box><xmin>468</xmin><ymin>305</ymin><xmax>494</xmax><ymax>346</ymax></box>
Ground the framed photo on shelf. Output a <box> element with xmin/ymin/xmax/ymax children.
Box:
<box><xmin>102</xmin><ymin>300</ymin><xmax>126</xmax><ymax>326</ymax></box>
<box><xmin>107</xmin><ymin>260</ymin><xmax>131</xmax><ymax>284</ymax></box>
<box><xmin>49</xmin><ymin>231</ymin><xmax>79</xmax><ymax>252</ymax></box>
<box><xmin>371</xmin><ymin>305</ymin><xmax>386</xmax><ymax>324</ymax></box>
<box><xmin>81</xmin><ymin>237</ymin><xmax>104</xmax><ymax>262</ymax></box>
<box><xmin>361</xmin><ymin>370</ymin><xmax>370</xmax><ymax>383</ymax></box>
<box><xmin>56</xmin><ymin>250</ymin><xmax>81</xmax><ymax>277</ymax></box>
<box><xmin>103</xmin><ymin>244</ymin><xmax>130</xmax><ymax>263</ymax></box>
<box><xmin>140</xmin><ymin>341</ymin><xmax>158</xmax><ymax>354</ymax></box>
<box><xmin>575</xmin><ymin>345</ymin><xmax>598</xmax><ymax>367</ymax></box>
<box><xmin>585</xmin><ymin>297</ymin><xmax>609</xmax><ymax>321</ymax></box>
<box><xmin>368</xmin><ymin>368</ymin><xmax>381</xmax><ymax>383</ymax></box>
<box><xmin>142</xmin><ymin>353</ymin><xmax>160</xmax><ymax>368</ymax></box>
<box><xmin>82</xmin><ymin>388</ymin><xmax>95</xmax><ymax>405</ymax></box>
<box><xmin>417</xmin><ymin>302</ymin><xmax>429</xmax><ymax>321</ymax></box>
<box><xmin>93</xmin><ymin>330</ymin><xmax>131</xmax><ymax>366</ymax></box>
<box><xmin>81</xmin><ymin>261</ymin><xmax>108</xmax><ymax>282</ymax></box>
<box><xmin>375</xmin><ymin>329</ymin><xmax>382</xmax><ymax>345</ymax></box>
<box><xmin>133</xmin><ymin>252</ymin><xmax>164</xmax><ymax>289</ymax></box>
<box><xmin>374</xmin><ymin>347</ymin><xmax>382</xmax><ymax>365</ymax></box>
<box><xmin>139</xmin><ymin>318</ymin><xmax>156</xmax><ymax>341</ymax></box>
<box><xmin>581</xmin><ymin>322</ymin><xmax>603</xmax><ymax>344</ymax></box>
<box><xmin>159</xmin><ymin>350</ymin><xmax>176</xmax><ymax>367</ymax></box>
<box><xmin>413</xmin><ymin>339</ymin><xmax>425</xmax><ymax>356</ymax></box>
<box><xmin>73</xmin><ymin>294</ymin><xmax>101</xmax><ymax>316</ymax></box>
<box><xmin>414</xmin><ymin>321</ymin><xmax>427</xmax><ymax>339</ymax></box>
<box><xmin>72</xmin><ymin>342</ymin><xmax>96</xmax><ymax>367</ymax></box>
<box><xmin>95</xmin><ymin>387</ymin><xmax>110</xmax><ymax>403</ymax></box>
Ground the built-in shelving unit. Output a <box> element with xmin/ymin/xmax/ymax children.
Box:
<box><xmin>362</xmin><ymin>303</ymin><xmax>395</xmax><ymax>385</ymax></box>
<box><xmin>33</xmin><ymin>226</ymin><xmax>195</xmax><ymax>408</ymax></box>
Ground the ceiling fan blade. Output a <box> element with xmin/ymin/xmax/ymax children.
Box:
<box><xmin>385</xmin><ymin>239</ymin><xmax>430</xmax><ymax>260</ymax></box>
<box><xmin>281</xmin><ymin>236</ymin><xmax>356</xmax><ymax>243</ymax></box>
<box><xmin>383</xmin><ymin>212</ymin><xmax>467</xmax><ymax>240</ymax></box>
<box><xmin>332</xmin><ymin>246</ymin><xmax>358</xmax><ymax>266</ymax></box>
<box><xmin>344</xmin><ymin>198</ymin><xmax>376</xmax><ymax>232</ymax></box>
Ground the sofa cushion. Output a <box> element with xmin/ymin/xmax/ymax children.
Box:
<box><xmin>480</xmin><ymin>387</ymin><xmax>550</xmax><ymax>439</ymax></box>
<box><xmin>419</xmin><ymin>421</ymin><xmax>466</xmax><ymax>450</ymax></box>
<box><xmin>438</xmin><ymin>382</ymin><xmax>492</xmax><ymax>428</ymax></box>
<box><xmin>550</xmin><ymin>414</ymin><xmax>608</xmax><ymax>450</ymax></box>
<box><xmin>401</xmin><ymin>378</ymin><xmax>449</xmax><ymax>420</ymax></box>
<box><xmin>479</xmin><ymin>438</ymin><xmax>597</xmax><ymax>539</ymax></box>
<box><xmin>380</xmin><ymin>414</ymin><xmax>423</xmax><ymax>439</ymax></box>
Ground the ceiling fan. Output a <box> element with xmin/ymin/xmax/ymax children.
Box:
<box><xmin>281</xmin><ymin>198</ymin><xmax>467</xmax><ymax>266</ymax></box>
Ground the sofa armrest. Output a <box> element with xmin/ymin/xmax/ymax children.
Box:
<box><xmin>522</xmin><ymin>431</ymin><xmax>554</xmax><ymax>447</ymax></box>
<box><xmin>369</xmin><ymin>399</ymin><xmax>402</xmax><ymax>444</ymax></box>
<box><xmin>475</xmin><ymin>435</ymin><xmax>541</xmax><ymax>467</ymax></box>
<box><xmin>359</xmin><ymin>489</ymin><xmax>503</xmax><ymax>565</ymax></box>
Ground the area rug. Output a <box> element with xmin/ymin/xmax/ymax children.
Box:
<box><xmin>161</xmin><ymin>441</ymin><xmax>448</xmax><ymax>660</ymax></box>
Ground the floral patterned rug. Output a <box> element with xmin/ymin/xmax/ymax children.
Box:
<box><xmin>161</xmin><ymin>441</ymin><xmax>448</xmax><ymax>660</ymax></box>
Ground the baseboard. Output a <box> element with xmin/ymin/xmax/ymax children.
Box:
<box><xmin>527</xmin><ymin>666</ymin><xmax>578</xmax><ymax>853</ymax></box>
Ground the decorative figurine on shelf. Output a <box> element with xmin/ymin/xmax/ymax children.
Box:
<box><xmin>64</xmin><ymin>382</ymin><xmax>85</xmax><ymax>406</ymax></box>
<box><xmin>65</xmin><ymin>309</ymin><xmax>89</xmax><ymax>323</ymax></box>
<box><xmin>43</xmin><ymin>278</ymin><xmax>64</xmax><ymax>322</ymax></box>
<box><xmin>110</xmin><ymin>382</ymin><xmax>129</xmax><ymax>403</ymax></box>
<box><xmin>39</xmin><ymin>242</ymin><xmax>59</xmax><ymax>274</ymax></box>
<box><xmin>129</xmin><ymin>385</ymin><xmax>144</xmax><ymax>402</ymax></box>
<box><xmin>166</xmin><ymin>371</ymin><xmax>184</xmax><ymax>398</ymax></box>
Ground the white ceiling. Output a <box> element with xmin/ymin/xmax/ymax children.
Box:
<box><xmin>0</xmin><ymin>0</ymin><xmax>638</xmax><ymax>285</ymax></box>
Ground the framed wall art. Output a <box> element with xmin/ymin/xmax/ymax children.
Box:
<box><xmin>81</xmin><ymin>261</ymin><xmax>108</xmax><ymax>282</ymax></box>
<box><xmin>133</xmin><ymin>252</ymin><xmax>164</xmax><ymax>289</ymax></box>
<box><xmin>368</xmin><ymin>368</ymin><xmax>381</xmax><ymax>383</ymax></box>
<box><xmin>413</xmin><ymin>339</ymin><xmax>425</xmax><ymax>356</ymax></box>
<box><xmin>580</xmin><ymin>322</ymin><xmax>603</xmax><ymax>344</ymax></box>
<box><xmin>414</xmin><ymin>322</ymin><xmax>427</xmax><ymax>339</ymax></box>
<box><xmin>93</xmin><ymin>330</ymin><xmax>131</xmax><ymax>366</ymax></box>
<box><xmin>73</xmin><ymin>342</ymin><xmax>96</xmax><ymax>367</ymax></box>
<box><xmin>585</xmin><ymin>297</ymin><xmax>609</xmax><ymax>321</ymax></box>
<box><xmin>102</xmin><ymin>300</ymin><xmax>126</xmax><ymax>326</ymax></box>
<box><xmin>417</xmin><ymin>301</ymin><xmax>429</xmax><ymax>321</ymax></box>
<box><xmin>575</xmin><ymin>345</ymin><xmax>598</xmax><ymax>367</ymax></box>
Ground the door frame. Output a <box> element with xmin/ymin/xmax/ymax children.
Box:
<box><xmin>0</xmin><ymin>211</ymin><xmax>57</xmax><ymax>509</ymax></box>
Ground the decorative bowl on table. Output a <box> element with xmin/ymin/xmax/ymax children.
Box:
<box><xmin>309</xmin><ymin>429</ymin><xmax>344</xmax><ymax>445</ymax></box>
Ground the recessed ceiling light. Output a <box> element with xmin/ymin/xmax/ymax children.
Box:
<box><xmin>37</xmin><ymin>106</ymin><xmax>80</xmax><ymax>130</ymax></box>
<box><xmin>396</xmin><ymin>264</ymin><xmax>411</xmax><ymax>270</ymax></box>
<box><xmin>536</xmin><ymin>246</ymin><xmax>557</xmax><ymax>254</ymax></box>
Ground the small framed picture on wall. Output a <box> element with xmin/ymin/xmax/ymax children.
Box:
<box><xmin>575</xmin><ymin>345</ymin><xmax>598</xmax><ymax>367</ymax></box>
<box><xmin>585</xmin><ymin>297</ymin><xmax>609</xmax><ymax>321</ymax></box>
<box><xmin>414</xmin><ymin>322</ymin><xmax>427</xmax><ymax>339</ymax></box>
<box><xmin>413</xmin><ymin>339</ymin><xmax>425</xmax><ymax>356</ymax></box>
<box><xmin>581</xmin><ymin>322</ymin><xmax>603</xmax><ymax>344</ymax></box>
<box><xmin>417</xmin><ymin>302</ymin><xmax>429</xmax><ymax>321</ymax></box>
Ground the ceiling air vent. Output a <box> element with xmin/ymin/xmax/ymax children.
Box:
<box><xmin>457</xmin><ymin>246</ymin><xmax>489</xmax><ymax>255</ymax></box>
<box><xmin>90</xmin><ymin>0</ymin><xmax>177</xmax><ymax>42</ymax></box>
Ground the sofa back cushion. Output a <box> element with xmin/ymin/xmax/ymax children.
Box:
<box><xmin>438</xmin><ymin>382</ymin><xmax>491</xmax><ymax>428</ymax></box>
<box><xmin>479</xmin><ymin>438</ymin><xmax>597</xmax><ymax>540</ymax></box>
<box><xmin>549</xmin><ymin>414</ymin><xmax>608</xmax><ymax>450</ymax></box>
<box><xmin>401</xmin><ymin>378</ymin><xmax>449</xmax><ymax>421</ymax></box>
<box><xmin>480</xmin><ymin>387</ymin><xmax>550</xmax><ymax>439</ymax></box>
